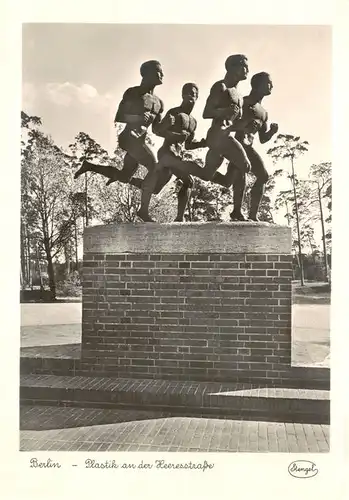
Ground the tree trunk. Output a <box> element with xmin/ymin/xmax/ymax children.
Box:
<box><xmin>318</xmin><ymin>183</ymin><xmax>329</xmax><ymax>282</ymax></box>
<box><xmin>308</xmin><ymin>235</ymin><xmax>316</xmax><ymax>264</ymax></box>
<box><xmin>44</xmin><ymin>238</ymin><xmax>56</xmax><ymax>299</ymax></box>
<box><xmin>74</xmin><ymin>218</ymin><xmax>79</xmax><ymax>271</ymax></box>
<box><xmin>64</xmin><ymin>241</ymin><xmax>71</xmax><ymax>278</ymax></box>
<box><xmin>66</xmin><ymin>248</ymin><xmax>71</xmax><ymax>277</ymax></box>
<box><xmin>36</xmin><ymin>243</ymin><xmax>44</xmax><ymax>292</ymax></box>
<box><xmin>84</xmin><ymin>173</ymin><xmax>89</xmax><ymax>227</ymax></box>
<box><xmin>285</xmin><ymin>201</ymin><xmax>291</xmax><ymax>226</ymax></box>
<box><xmin>26</xmin><ymin>231</ymin><xmax>32</xmax><ymax>289</ymax></box>
<box><xmin>291</xmin><ymin>157</ymin><xmax>305</xmax><ymax>286</ymax></box>
<box><xmin>20</xmin><ymin>223</ymin><xmax>27</xmax><ymax>289</ymax></box>
<box><xmin>293</xmin><ymin>249</ymin><xmax>301</xmax><ymax>280</ymax></box>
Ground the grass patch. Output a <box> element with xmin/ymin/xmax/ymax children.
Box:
<box><xmin>292</xmin><ymin>281</ymin><xmax>331</xmax><ymax>304</ymax></box>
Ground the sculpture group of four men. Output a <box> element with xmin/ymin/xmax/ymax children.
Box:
<box><xmin>74</xmin><ymin>54</ymin><xmax>279</xmax><ymax>222</ymax></box>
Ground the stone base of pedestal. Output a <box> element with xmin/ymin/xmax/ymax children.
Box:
<box><xmin>79</xmin><ymin>222</ymin><xmax>296</xmax><ymax>385</ymax></box>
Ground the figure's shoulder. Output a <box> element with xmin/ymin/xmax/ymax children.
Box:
<box><xmin>210</xmin><ymin>80</ymin><xmax>226</xmax><ymax>93</ymax></box>
<box><xmin>166</xmin><ymin>106</ymin><xmax>181</xmax><ymax>116</ymax></box>
<box><xmin>242</xmin><ymin>95</ymin><xmax>254</xmax><ymax>110</ymax></box>
<box><xmin>122</xmin><ymin>86</ymin><xmax>140</xmax><ymax>99</ymax></box>
<box><xmin>243</xmin><ymin>97</ymin><xmax>267</xmax><ymax>117</ymax></box>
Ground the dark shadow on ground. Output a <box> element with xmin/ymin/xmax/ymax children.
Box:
<box><xmin>20</xmin><ymin>289</ymin><xmax>82</xmax><ymax>303</ymax></box>
<box><xmin>292</xmin><ymin>281</ymin><xmax>331</xmax><ymax>305</ymax></box>
<box><xmin>20</xmin><ymin>406</ymin><xmax>171</xmax><ymax>431</ymax></box>
<box><xmin>20</xmin><ymin>340</ymin><xmax>329</xmax><ymax>390</ymax></box>
<box><xmin>19</xmin><ymin>402</ymin><xmax>329</xmax><ymax>431</ymax></box>
<box><xmin>293</xmin><ymin>296</ymin><xmax>330</xmax><ymax>305</ymax></box>
<box><xmin>20</xmin><ymin>343</ymin><xmax>81</xmax><ymax>359</ymax></box>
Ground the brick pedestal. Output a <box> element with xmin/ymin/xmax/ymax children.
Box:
<box><xmin>81</xmin><ymin>222</ymin><xmax>292</xmax><ymax>384</ymax></box>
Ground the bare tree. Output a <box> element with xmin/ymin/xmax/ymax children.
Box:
<box><xmin>308</xmin><ymin>162</ymin><xmax>332</xmax><ymax>282</ymax></box>
<box><xmin>21</xmin><ymin>115</ymin><xmax>76</xmax><ymax>298</ymax></box>
<box><xmin>267</xmin><ymin>134</ymin><xmax>309</xmax><ymax>285</ymax></box>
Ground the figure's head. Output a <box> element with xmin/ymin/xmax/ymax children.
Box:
<box><xmin>140</xmin><ymin>60</ymin><xmax>164</xmax><ymax>86</ymax></box>
<box><xmin>251</xmin><ymin>72</ymin><xmax>273</xmax><ymax>96</ymax></box>
<box><xmin>225</xmin><ymin>54</ymin><xmax>249</xmax><ymax>82</ymax></box>
<box><xmin>181</xmin><ymin>83</ymin><xmax>199</xmax><ymax>105</ymax></box>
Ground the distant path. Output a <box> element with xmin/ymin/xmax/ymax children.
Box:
<box><xmin>292</xmin><ymin>304</ymin><xmax>330</xmax><ymax>341</ymax></box>
<box><xmin>21</xmin><ymin>303</ymin><xmax>82</xmax><ymax>326</ymax></box>
<box><xmin>292</xmin><ymin>304</ymin><xmax>330</xmax><ymax>366</ymax></box>
<box><xmin>21</xmin><ymin>303</ymin><xmax>82</xmax><ymax>348</ymax></box>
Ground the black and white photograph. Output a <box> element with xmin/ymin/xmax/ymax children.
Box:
<box><xmin>19</xmin><ymin>21</ymin><xmax>333</xmax><ymax>456</ymax></box>
<box><xmin>2</xmin><ymin>0</ymin><xmax>349</xmax><ymax>498</ymax></box>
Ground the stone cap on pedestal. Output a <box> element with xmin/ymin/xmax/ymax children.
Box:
<box><xmin>84</xmin><ymin>222</ymin><xmax>291</xmax><ymax>254</ymax></box>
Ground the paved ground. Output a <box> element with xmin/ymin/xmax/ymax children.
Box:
<box><xmin>20</xmin><ymin>406</ymin><xmax>329</xmax><ymax>453</ymax></box>
<box><xmin>21</xmin><ymin>303</ymin><xmax>81</xmax><ymax>348</ymax></box>
<box><xmin>292</xmin><ymin>304</ymin><xmax>330</xmax><ymax>366</ymax></box>
<box><xmin>21</xmin><ymin>302</ymin><xmax>82</xmax><ymax>327</ymax></box>
<box><xmin>20</xmin><ymin>303</ymin><xmax>330</xmax><ymax>367</ymax></box>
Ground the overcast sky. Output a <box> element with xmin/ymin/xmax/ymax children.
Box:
<box><xmin>22</xmin><ymin>23</ymin><xmax>331</xmax><ymax>176</ymax></box>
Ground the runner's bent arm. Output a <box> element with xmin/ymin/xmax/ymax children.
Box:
<box><xmin>185</xmin><ymin>132</ymin><xmax>206</xmax><ymax>150</ymax></box>
<box><xmin>114</xmin><ymin>89</ymin><xmax>144</xmax><ymax>126</ymax></box>
<box><xmin>156</xmin><ymin>111</ymin><xmax>189</xmax><ymax>143</ymax></box>
<box><xmin>203</xmin><ymin>82</ymin><xmax>240</xmax><ymax>120</ymax></box>
<box><xmin>151</xmin><ymin>99</ymin><xmax>165</xmax><ymax>137</ymax></box>
<box><xmin>258</xmin><ymin>118</ymin><xmax>278</xmax><ymax>144</ymax></box>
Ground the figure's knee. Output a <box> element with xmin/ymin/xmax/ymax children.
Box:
<box><xmin>226</xmin><ymin>150</ymin><xmax>250</xmax><ymax>174</ymax></box>
<box><xmin>118</xmin><ymin>169</ymin><xmax>134</xmax><ymax>183</ymax></box>
<box><xmin>128</xmin><ymin>142</ymin><xmax>156</xmax><ymax>172</ymax></box>
<box><xmin>212</xmin><ymin>170</ymin><xmax>230</xmax><ymax>188</ymax></box>
<box><xmin>154</xmin><ymin>174</ymin><xmax>169</xmax><ymax>194</ymax></box>
<box><xmin>204</xmin><ymin>149</ymin><xmax>223</xmax><ymax>177</ymax></box>
<box><xmin>141</xmin><ymin>155</ymin><xmax>156</xmax><ymax>172</ymax></box>
<box><xmin>225</xmin><ymin>162</ymin><xmax>244</xmax><ymax>184</ymax></box>
<box><xmin>197</xmin><ymin>166</ymin><xmax>214</xmax><ymax>181</ymax></box>
<box><xmin>253</xmin><ymin>170</ymin><xmax>269</xmax><ymax>187</ymax></box>
<box><xmin>233</xmin><ymin>171</ymin><xmax>246</xmax><ymax>188</ymax></box>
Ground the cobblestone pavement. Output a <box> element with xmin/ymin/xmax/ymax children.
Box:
<box><xmin>20</xmin><ymin>406</ymin><xmax>330</xmax><ymax>453</ymax></box>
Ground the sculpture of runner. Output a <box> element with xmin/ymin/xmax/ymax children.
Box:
<box><xmin>73</xmin><ymin>59</ymin><xmax>164</xmax><ymax>221</ymax></box>
<box><xmin>212</xmin><ymin>72</ymin><xmax>279</xmax><ymax>221</ymax></box>
<box><xmin>155</xmin><ymin>54</ymin><xmax>252</xmax><ymax>203</ymax></box>
<box><xmin>136</xmin><ymin>82</ymin><xmax>206</xmax><ymax>222</ymax></box>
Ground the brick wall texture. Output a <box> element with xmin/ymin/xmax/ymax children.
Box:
<box><xmin>81</xmin><ymin>252</ymin><xmax>292</xmax><ymax>384</ymax></box>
